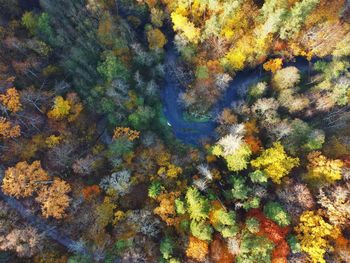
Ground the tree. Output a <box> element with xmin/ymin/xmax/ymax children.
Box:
<box><xmin>272</xmin><ymin>66</ymin><xmax>300</xmax><ymax>90</ymax></box>
<box><xmin>0</xmin><ymin>117</ymin><xmax>20</xmax><ymax>139</ymax></box>
<box><xmin>318</xmin><ymin>182</ymin><xmax>350</xmax><ymax>229</ymax></box>
<box><xmin>248</xmin><ymin>82</ymin><xmax>267</xmax><ymax>99</ymax></box>
<box><xmin>281</xmin><ymin>119</ymin><xmax>325</xmax><ymax>155</ymax></box>
<box><xmin>47</xmin><ymin>94</ymin><xmax>83</xmax><ymax>122</ymax></box>
<box><xmin>258</xmin><ymin>7</ymin><xmax>287</xmax><ymax>39</ymax></box>
<box><xmin>151</xmin><ymin>7</ymin><xmax>165</xmax><ymax>27</ymax></box>
<box><xmin>72</xmin><ymin>155</ymin><xmax>95</xmax><ymax>176</ymax></box>
<box><xmin>209</xmin><ymin>207</ymin><xmax>239</xmax><ymax>238</ymax></box>
<box><xmin>37</xmin><ymin>12</ymin><xmax>54</xmax><ymax>43</ymax></box>
<box><xmin>263</xmin><ymin>201</ymin><xmax>291</xmax><ymax>227</ymax></box>
<box><xmin>45</xmin><ymin>135</ymin><xmax>61</xmax><ymax>148</ymax></box>
<box><xmin>128</xmin><ymin>106</ymin><xmax>155</xmax><ymax>130</ymax></box>
<box><xmin>276</xmin><ymin>181</ymin><xmax>315</xmax><ymax>223</ymax></box>
<box><xmin>99</xmin><ymin>170</ymin><xmax>132</xmax><ymax>196</ymax></box>
<box><xmin>154</xmin><ymin>192</ymin><xmax>180</xmax><ymax>226</ymax></box>
<box><xmin>190</xmin><ymin>220</ymin><xmax>213</xmax><ymax>241</ymax></box>
<box><xmin>0</xmin><ymin>226</ymin><xmax>43</xmax><ymax>257</ymax></box>
<box><xmin>0</xmin><ymin>88</ymin><xmax>22</xmax><ymax>113</ymax></box>
<box><xmin>171</xmin><ymin>12</ymin><xmax>200</xmax><ymax>44</ymax></box>
<box><xmin>186</xmin><ymin>236</ymin><xmax>209</xmax><ymax>262</ymax></box>
<box><xmin>212</xmin><ymin>134</ymin><xmax>252</xmax><ymax>172</ymax></box>
<box><xmin>186</xmin><ymin>187</ymin><xmax>210</xmax><ymax>221</ymax></box>
<box><xmin>295</xmin><ymin>210</ymin><xmax>338</xmax><ymax>263</ymax></box>
<box><xmin>278</xmin><ymin>89</ymin><xmax>310</xmax><ymax>113</ymax></box>
<box><xmin>251</xmin><ymin>142</ymin><xmax>300</xmax><ymax>184</ymax></box>
<box><xmin>160</xmin><ymin>236</ymin><xmax>174</xmax><ymax>260</ymax></box>
<box><xmin>82</xmin><ymin>185</ymin><xmax>101</xmax><ymax>201</ymax></box>
<box><xmin>245</xmin><ymin>217</ymin><xmax>260</xmax><ymax>234</ymax></box>
<box><xmin>148</xmin><ymin>180</ymin><xmax>163</xmax><ymax>199</ymax></box>
<box><xmin>95</xmin><ymin>196</ymin><xmax>116</xmax><ymax>229</ymax></box>
<box><xmin>279</xmin><ymin>0</ymin><xmax>320</xmax><ymax>39</ymax></box>
<box><xmin>21</xmin><ymin>12</ymin><xmax>38</xmax><ymax>35</ymax></box>
<box><xmin>113</xmin><ymin>127</ymin><xmax>140</xmax><ymax>141</ymax></box>
<box><xmin>263</xmin><ymin>58</ymin><xmax>283</xmax><ymax>73</ymax></box>
<box><xmin>210</xmin><ymin>237</ymin><xmax>235</xmax><ymax>263</ymax></box>
<box><xmin>2</xmin><ymin>161</ymin><xmax>49</xmax><ymax>198</ymax></box>
<box><xmin>36</xmin><ymin>178</ymin><xmax>71</xmax><ymax>219</ymax></box>
<box><xmin>247</xmin><ymin>209</ymin><xmax>290</xmax><ymax>262</ymax></box>
<box><xmin>223</xmin><ymin>48</ymin><xmax>246</xmax><ymax>71</ymax></box>
<box><xmin>236</xmin><ymin>231</ymin><xmax>275</xmax><ymax>263</ymax></box>
<box><xmin>260</xmin><ymin>0</ymin><xmax>288</xmax><ymax>20</ymax></box>
<box><xmin>108</xmin><ymin>137</ymin><xmax>133</xmax><ymax>159</ymax></box>
<box><xmin>97</xmin><ymin>52</ymin><xmax>130</xmax><ymax>82</ymax></box>
<box><xmin>230</xmin><ymin>176</ymin><xmax>261</xmax><ymax>210</ymax></box>
<box><xmin>146</xmin><ymin>28</ymin><xmax>167</xmax><ymax>50</ymax></box>
<box><xmin>47</xmin><ymin>96</ymin><xmax>71</xmax><ymax>120</ymax></box>
<box><xmin>306</xmin><ymin>151</ymin><xmax>343</xmax><ymax>183</ymax></box>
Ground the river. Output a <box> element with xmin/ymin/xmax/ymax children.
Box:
<box><xmin>161</xmin><ymin>43</ymin><xmax>312</xmax><ymax>145</ymax></box>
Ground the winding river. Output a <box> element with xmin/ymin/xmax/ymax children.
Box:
<box><xmin>161</xmin><ymin>44</ymin><xmax>312</xmax><ymax>145</ymax></box>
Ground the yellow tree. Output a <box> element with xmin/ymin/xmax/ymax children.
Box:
<box><xmin>306</xmin><ymin>151</ymin><xmax>343</xmax><ymax>183</ymax></box>
<box><xmin>47</xmin><ymin>96</ymin><xmax>71</xmax><ymax>120</ymax></box>
<box><xmin>2</xmin><ymin>161</ymin><xmax>49</xmax><ymax>198</ymax></box>
<box><xmin>147</xmin><ymin>28</ymin><xmax>167</xmax><ymax>50</ymax></box>
<box><xmin>36</xmin><ymin>178</ymin><xmax>71</xmax><ymax>219</ymax></box>
<box><xmin>0</xmin><ymin>117</ymin><xmax>20</xmax><ymax>139</ymax></box>
<box><xmin>47</xmin><ymin>93</ymin><xmax>83</xmax><ymax>122</ymax></box>
<box><xmin>186</xmin><ymin>236</ymin><xmax>209</xmax><ymax>262</ymax></box>
<box><xmin>0</xmin><ymin>87</ymin><xmax>22</xmax><ymax>112</ymax></box>
<box><xmin>171</xmin><ymin>12</ymin><xmax>200</xmax><ymax>44</ymax></box>
<box><xmin>295</xmin><ymin>210</ymin><xmax>339</xmax><ymax>263</ymax></box>
<box><xmin>251</xmin><ymin>142</ymin><xmax>299</xmax><ymax>184</ymax></box>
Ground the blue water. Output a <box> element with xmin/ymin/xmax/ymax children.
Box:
<box><xmin>161</xmin><ymin>45</ymin><xmax>311</xmax><ymax>145</ymax></box>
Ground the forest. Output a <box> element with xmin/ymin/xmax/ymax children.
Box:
<box><xmin>0</xmin><ymin>0</ymin><xmax>350</xmax><ymax>262</ymax></box>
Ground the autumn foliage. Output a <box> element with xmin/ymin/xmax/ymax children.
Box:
<box><xmin>82</xmin><ymin>185</ymin><xmax>101</xmax><ymax>200</ymax></box>
<box><xmin>2</xmin><ymin>161</ymin><xmax>49</xmax><ymax>198</ymax></box>
<box><xmin>263</xmin><ymin>58</ymin><xmax>283</xmax><ymax>73</ymax></box>
<box><xmin>210</xmin><ymin>236</ymin><xmax>235</xmax><ymax>263</ymax></box>
<box><xmin>36</xmin><ymin>178</ymin><xmax>71</xmax><ymax>219</ymax></box>
<box><xmin>295</xmin><ymin>210</ymin><xmax>338</xmax><ymax>263</ymax></box>
<box><xmin>0</xmin><ymin>87</ymin><xmax>22</xmax><ymax>112</ymax></box>
<box><xmin>113</xmin><ymin>127</ymin><xmax>140</xmax><ymax>141</ymax></box>
<box><xmin>186</xmin><ymin>236</ymin><xmax>209</xmax><ymax>262</ymax></box>
<box><xmin>47</xmin><ymin>93</ymin><xmax>83</xmax><ymax>122</ymax></box>
<box><xmin>251</xmin><ymin>142</ymin><xmax>299</xmax><ymax>184</ymax></box>
<box><xmin>2</xmin><ymin>161</ymin><xmax>71</xmax><ymax>219</ymax></box>
<box><xmin>0</xmin><ymin>117</ymin><xmax>20</xmax><ymax>139</ymax></box>
<box><xmin>248</xmin><ymin>209</ymin><xmax>290</xmax><ymax>263</ymax></box>
<box><xmin>306</xmin><ymin>151</ymin><xmax>343</xmax><ymax>183</ymax></box>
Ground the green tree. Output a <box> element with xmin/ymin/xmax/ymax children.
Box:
<box><xmin>108</xmin><ymin>138</ymin><xmax>133</xmax><ymax>158</ymax></box>
<box><xmin>280</xmin><ymin>0</ymin><xmax>320</xmax><ymax>39</ymax></box>
<box><xmin>190</xmin><ymin>220</ymin><xmax>213</xmax><ymax>241</ymax></box>
<box><xmin>175</xmin><ymin>199</ymin><xmax>186</xmax><ymax>215</ymax></box>
<box><xmin>186</xmin><ymin>187</ymin><xmax>210</xmax><ymax>221</ymax></box>
<box><xmin>37</xmin><ymin>13</ymin><xmax>54</xmax><ymax>43</ymax></box>
<box><xmin>128</xmin><ymin>106</ymin><xmax>155</xmax><ymax>130</ymax></box>
<box><xmin>97</xmin><ymin>52</ymin><xmax>130</xmax><ymax>82</ymax></box>
<box><xmin>22</xmin><ymin>12</ymin><xmax>38</xmax><ymax>35</ymax></box>
<box><xmin>246</xmin><ymin>218</ymin><xmax>260</xmax><ymax>234</ymax></box>
<box><xmin>236</xmin><ymin>231</ymin><xmax>275</xmax><ymax>263</ymax></box>
<box><xmin>263</xmin><ymin>201</ymin><xmax>291</xmax><ymax>227</ymax></box>
<box><xmin>160</xmin><ymin>236</ymin><xmax>174</xmax><ymax>260</ymax></box>
<box><xmin>148</xmin><ymin>181</ymin><xmax>163</xmax><ymax>199</ymax></box>
<box><xmin>211</xmin><ymin>209</ymin><xmax>239</xmax><ymax>238</ymax></box>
